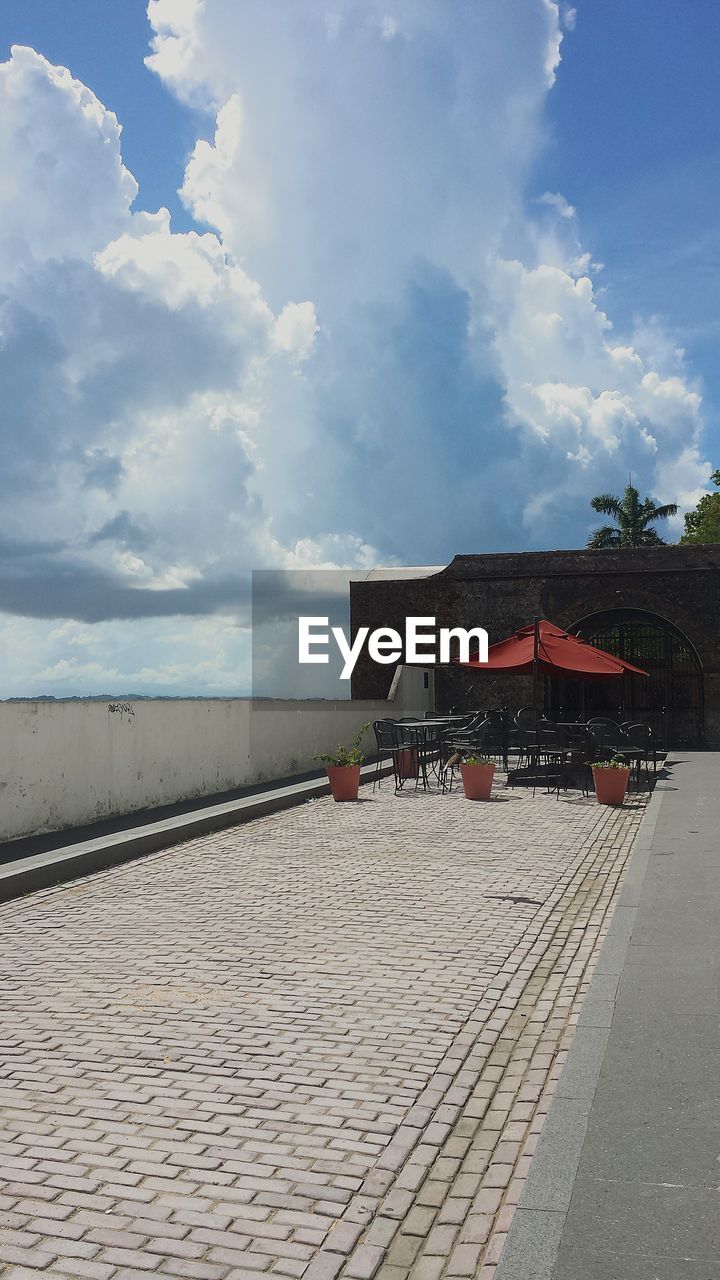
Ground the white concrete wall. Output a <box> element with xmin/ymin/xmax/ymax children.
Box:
<box><xmin>0</xmin><ymin>666</ymin><xmax>433</xmax><ymax>841</ymax></box>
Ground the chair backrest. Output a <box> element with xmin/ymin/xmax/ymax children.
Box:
<box><xmin>515</xmin><ymin>706</ymin><xmax>547</xmax><ymax>731</ymax></box>
<box><xmin>463</xmin><ymin>711</ymin><xmax>489</xmax><ymax>733</ymax></box>
<box><xmin>622</xmin><ymin>722</ymin><xmax>651</xmax><ymax>748</ymax></box>
<box><xmin>464</xmin><ymin>720</ymin><xmax>490</xmax><ymax>754</ymax></box>
<box><xmin>393</xmin><ymin>722</ymin><xmax>421</xmax><ymax>746</ymax></box>
<box><xmin>587</xmin><ymin>721</ymin><xmax>626</xmax><ymax>755</ymax></box>
<box><xmin>480</xmin><ymin>709</ymin><xmax>507</xmax><ymax>753</ymax></box>
<box><xmin>482</xmin><ymin>709</ymin><xmax>504</xmax><ymax>728</ymax></box>
<box><xmin>373</xmin><ymin>720</ymin><xmax>399</xmax><ymax>751</ymax></box>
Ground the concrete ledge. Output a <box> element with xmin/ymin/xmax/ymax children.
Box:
<box><xmin>0</xmin><ymin>760</ymin><xmax>390</xmax><ymax>904</ymax></box>
<box><xmin>494</xmin><ymin>772</ymin><xmax>669</xmax><ymax>1280</ymax></box>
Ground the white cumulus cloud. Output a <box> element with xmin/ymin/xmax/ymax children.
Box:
<box><xmin>0</xmin><ymin>3</ymin><xmax>711</xmax><ymax>694</ymax></box>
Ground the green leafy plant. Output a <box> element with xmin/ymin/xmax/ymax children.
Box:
<box><xmin>680</xmin><ymin>469</ymin><xmax>720</xmax><ymax>544</ymax></box>
<box><xmin>463</xmin><ymin>755</ymin><xmax>493</xmax><ymax>766</ymax></box>
<box><xmin>316</xmin><ymin>722</ymin><xmax>370</xmax><ymax>767</ymax></box>
<box><xmin>587</xmin><ymin>482</ymin><xmax>678</xmax><ymax>548</ymax></box>
<box><xmin>593</xmin><ymin>757</ymin><xmax>630</xmax><ymax>769</ymax></box>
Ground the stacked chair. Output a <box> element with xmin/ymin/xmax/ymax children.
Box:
<box><xmin>440</xmin><ymin>715</ymin><xmax>490</xmax><ymax>793</ymax></box>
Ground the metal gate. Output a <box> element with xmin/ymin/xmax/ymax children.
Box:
<box><xmin>552</xmin><ymin>609</ymin><xmax>704</xmax><ymax>748</ymax></box>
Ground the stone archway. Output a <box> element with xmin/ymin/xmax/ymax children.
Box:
<box><xmin>555</xmin><ymin>608</ymin><xmax>705</xmax><ymax>748</ymax></box>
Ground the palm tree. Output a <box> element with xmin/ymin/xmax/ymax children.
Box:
<box><xmin>587</xmin><ymin>483</ymin><xmax>678</xmax><ymax>548</ymax></box>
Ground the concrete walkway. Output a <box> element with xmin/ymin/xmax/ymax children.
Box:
<box><xmin>495</xmin><ymin>752</ymin><xmax>720</xmax><ymax>1280</ymax></box>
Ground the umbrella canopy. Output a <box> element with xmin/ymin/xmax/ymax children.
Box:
<box><xmin>459</xmin><ymin>620</ymin><xmax>648</xmax><ymax>680</ymax></box>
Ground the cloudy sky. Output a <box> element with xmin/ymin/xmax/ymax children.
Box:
<box><xmin>0</xmin><ymin>0</ymin><xmax>718</xmax><ymax>696</ymax></box>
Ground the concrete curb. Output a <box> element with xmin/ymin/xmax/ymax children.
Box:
<box><xmin>494</xmin><ymin>774</ymin><xmax>669</xmax><ymax>1280</ymax></box>
<box><xmin>0</xmin><ymin>760</ymin><xmax>392</xmax><ymax>904</ymax></box>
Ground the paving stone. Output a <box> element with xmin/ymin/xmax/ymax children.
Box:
<box><xmin>409</xmin><ymin>1258</ymin><xmax>444</xmax><ymax>1280</ymax></box>
<box><xmin>445</xmin><ymin>1242</ymin><xmax>484</xmax><ymax>1276</ymax></box>
<box><xmin>51</xmin><ymin>1260</ymin><xmax>116</xmax><ymax>1279</ymax></box>
<box><xmin>158</xmin><ymin>1263</ymin><xmax>226</xmax><ymax>1279</ymax></box>
<box><xmin>423</xmin><ymin>1224</ymin><xmax>460</xmax><ymax>1256</ymax></box>
<box><xmin>364</xmin><ymin>1218</ymin><xmax>399</xmax><ymax>1250</ymax></box>
<box><xmin>303</xmin><ymin>1253</ymin><xmax>344</xmax><ymax>1280</ymax></box>
<box><xmin>386</xmin><ymin>1233</ymin><xmax>422</xmax><ymax>1268</ymax></box>
<box><xmin>2</xmin><ymin>1270</ymin><xmax>58</xmax><ymax>1280</ymax></box>
<box><xmin>325</xmin><ymin>1221</ymin><xmax>365</xmax><ymax>1254</ymax></box>
<box><xmin>344</xmin><ymin>1244</ymin><xmax>386</xmax><ymax>1278</ymax></box>
<box><xmin>436</xmin><ymin>1197</ymin><xmax>471</xmax><ymax>1225</ymax></box>
<box><xmin>97</xmin><ymin>1247</ymin><xmax>160</xmax><ymax>1270</ymax></box>
<box><xmin>0</xmin><ymin>1246</ymin><xmax>58</xmax><ymax>1269</ymax></box>
<box><xmin>0</xmin><ymin>782</ymin><xmax>645</xmax><ymax>1279</ymax></box>
<box><xmin>399</xmin><ymin>1207</ymin><xmax>436</xmax><ymax>1239</ymax></box>
<box><xmin>462</xmin><ymin>1213</ymin><xmax>493</xmax><ymax>1245</ymax></box>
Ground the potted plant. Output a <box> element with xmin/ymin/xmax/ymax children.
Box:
<box><xmin>591</xmin><ymin>756</ymin><xmax>631</xmax><ymax>805</ymax></box>
<box><xmin>317</xmin><ymin>722</ymin><xmax>370</xmax><ymax>802</ymax></box>
<box><xmin>459</xmin><ymin>754</ymin><xmax>495</xmax><ymax>801</ymax></box>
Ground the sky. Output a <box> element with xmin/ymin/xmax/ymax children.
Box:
<box><xmin>0</xmin><ymin>0</ymin><xmax>718</xmax><ymax>697</ymax></box>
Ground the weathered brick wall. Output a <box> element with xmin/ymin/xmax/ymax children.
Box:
<box><xmin>350</xmin><ymin>546</ymin><xmax>720</xmax><ymax>745</ymax></box>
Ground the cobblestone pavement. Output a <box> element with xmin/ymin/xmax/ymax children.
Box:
<box><xmin>0</xmin><ymin>779</ymin><xmax>646</xmax><ymax>1280</ymax></box>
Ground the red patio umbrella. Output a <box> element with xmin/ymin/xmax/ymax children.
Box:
<box><xmin>459</xmin><ymin>619</ymin><xmax>648</xmax><ymax>680</ymax></box>
<box><xmin>458</xmin><ymin>617</ymin><xmax>648</xmax><ymax>740</ymax></box>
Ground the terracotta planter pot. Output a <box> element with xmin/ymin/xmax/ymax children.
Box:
<box><xmin>592</xmin><ymin>766</ymin><xmax>631</xmax><ymax>805</ymax></box>
<box><xmin>459</xmin><ymin>762</ymin><xmax>495</xmax><ymax>800</ymax></box>
<box><xmin>393</xmin><ymin>748</ymin><xmax>419</xmax><ymax>780</ymax></box>
<box><xmin>326</xmin><ymin>764</ymin><xmax>361</xmax><ymax>802</ymax></box>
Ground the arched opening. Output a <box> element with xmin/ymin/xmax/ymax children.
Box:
<box><xmin>547</xmin><ymin>608</ymin><xmax>704</xmax><ymax>748</ymax></box>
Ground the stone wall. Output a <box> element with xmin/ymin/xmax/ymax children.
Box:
<box><xmin>350</xmin><ymin>546</ymin><xmax>720</xmax><ymax>745</ymax></box>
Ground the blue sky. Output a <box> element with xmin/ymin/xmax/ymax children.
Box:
<box><xmin>0</xmin><ymin>1</ymin><xmax>717</xmax><ymax>696</ymax></box>
<box><xmin>543</xmin><ymin>0</ymin><xmax>720</xmax><ymax>413</ymax></box>
<box><xmin>1</xmin><ymin>0</ymin><xmax>198</xmax><ymax>230</ymax></box>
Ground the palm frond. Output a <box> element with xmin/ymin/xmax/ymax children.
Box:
<box><xmin>590</xmin><ymin>493</ymin><xmax>623</xmax><ymax>519</ymax></box>
<box><xmin>587</xmin><ymin>525</ymin><xmax>621</xmax><ymax>549</ymax></box>
<box><xmin>638</xmin><ymin>527</ymin><xmax>666</xmax><ymax>545</ymax></box>
<box><xmin>649</xmin><ymin>502</ymin><xmax>679</xmax><ymax>521</ymax></box>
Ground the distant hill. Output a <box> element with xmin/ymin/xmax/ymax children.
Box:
<box><xmin>2</xmin><ymin>694</ymin><xmax>255</xmax><ymax>703</ymax></box>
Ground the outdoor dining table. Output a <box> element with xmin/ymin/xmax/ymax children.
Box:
<box><xmin>557</xmin><ymin>722</ymin><xmax>592</xmax><ymax>739</ymax></box>
<box><xmin>391</xmin><ymin>720</ymin><xmax>457</xmax><ymax>787</ymax></box>
<box><xmin>396</xmin><ymin>718</ymin><xmax>466</xmax><ymax>727</ymax></box>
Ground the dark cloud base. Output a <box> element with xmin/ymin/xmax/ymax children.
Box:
<box><xmin>0</xmin><ymin>555</ymin><xmax>252</xmax><ymax>622</ymax></box>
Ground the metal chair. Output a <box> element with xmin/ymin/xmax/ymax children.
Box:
<box><xmin>587</xmin><ymin>720</ymin><xmax>624</xmax><ymax>754</ymax></box>
<box><xmin>537</xmin><ymin>723</ymin><xmax>591</xmax><ymax>798</ymax></box>
<box><xmin>620</xmin><ymin>722</ymin><xmax>664</xmax><ymax>789</ymax></box>
<box><xmin>587</xmin><ymin>717</ymin><xmax>621</xmax><ymax>735</ymax></box>
<box><xmin>515</xmin><ymin>706</ymin><xmax>548</xmax><ymax>732</ymax></box>
<box><xmin>482</xmin><ymin>709</ymin><xmax>509</xmax><ymax>771</ymax></box>
<box><xmin>373</xmin><ymin>719</ymin><xmax>423</xmax><ymax>792</ymax></box>
<box><xmin>441</xmin><ymin>720</ymin><xmax>490</xmax><ymax>793</ymax></box>
<box><xmin>587</xmin><ymin>722</ymin><xmax>644</xmax><ymax>790</ymax></box>
<box><xmin>372</xmin><ymin>720</ymin><xmax>399</xmax><ymax>791</ymax></box>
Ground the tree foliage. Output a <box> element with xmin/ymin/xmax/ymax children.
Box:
<box><xmin>587</xmin><ymin>484</ymin><xmax>678</xmax><ymax>549</ymax></box>
<box><xmin>680</xmin><ymin>471</ymin><xmax>720</xmax><ymax>544</ymax></box>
